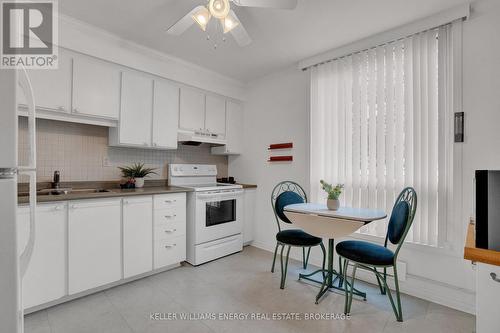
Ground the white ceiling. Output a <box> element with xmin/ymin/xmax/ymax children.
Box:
<box><xmin>59</xmin><ymin>0</ymin><xmax>468</xmax><ymax>82</ymax></box>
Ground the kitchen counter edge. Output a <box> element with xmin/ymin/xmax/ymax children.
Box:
<box><xmin>18</xmin><ymin>186</ymin><xmax>193</xmax><ymax>205</ymax></box>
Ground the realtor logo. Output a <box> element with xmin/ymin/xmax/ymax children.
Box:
<box><xmin>1</xmin><ymin>0</ymin><xmax>58</xmax><ymax>69</ymax></box>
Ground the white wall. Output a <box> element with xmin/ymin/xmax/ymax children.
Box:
<box><xmin>230</xmin><ymin>0</ymin><xmax>500</xmax><ymax>314</ymax></box>
<box><xmin>57</xmin><ymin>15</ymin><xmax>246</xmax><ymax>101</ymax></box>
<box><xmin>229</xmin><ymin>67</ymin><xmax>311</xmax><ymax>252</ymax></box>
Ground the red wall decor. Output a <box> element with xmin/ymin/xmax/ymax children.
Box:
<box><xmin>268</xmin><ymin>155</ymin><xmax>293</xmax><ymax>162</ymax></box>
<box><xmin>268</xmin><ymin>142</ymin><xmax>293</xmax><ymax>150</ymax></box>
<box><xmin>268</xmin><ymin>142</ymin><xmax>293</xmax><ymax>162</ymax></box>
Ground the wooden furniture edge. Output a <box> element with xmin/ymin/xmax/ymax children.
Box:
<box><xmin>464</xmin><ymin>222</ymin><xmax>500</xmax><ymax>266</ymax></box>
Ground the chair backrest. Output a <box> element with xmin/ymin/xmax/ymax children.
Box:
<box><xmin>384</xmin><ymin>187</ymin><xmax>417</xmax><ymax>255</ymax></box>
<box><xmin>271</xmin><ymin>181</ymin><xmax>307</xmax><ymax>231</ymax></box>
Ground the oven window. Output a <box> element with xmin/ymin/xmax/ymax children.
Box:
<box><xmin>206</xmin><ymin>199</ymin><xmax>236</xmax><ymax>227</ymax></box>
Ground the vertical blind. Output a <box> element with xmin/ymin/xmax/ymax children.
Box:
<box><xmin>310</xmin><ymin>25</ymin><xmax>453</xmax><ymax>247</ymax></box>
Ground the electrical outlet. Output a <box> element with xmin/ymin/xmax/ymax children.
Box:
<box><xmin>102</xmin><ymin>157</ymin><xmax>112</xmax><ymax>167</ymax></box>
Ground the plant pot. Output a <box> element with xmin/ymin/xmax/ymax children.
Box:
<box><xmin>135</xmin><ymin>177</ymin><xmax>145</xmax><ymax>188</ymax></box>
<box><xmin>327</xmin><ymin>198</ymin><xmax>340</xmax><ymax>210</ymax></box>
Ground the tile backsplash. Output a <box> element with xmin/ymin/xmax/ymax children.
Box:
<box><xmin>18</xmin><ymin>118</ymin><xmax>228</xmax><ymax>182</ymax></box>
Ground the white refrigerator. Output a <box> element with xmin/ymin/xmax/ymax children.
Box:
<box><xmin>0</xmin><ymin>68</ymin><xmax>37</xmax><ymax>333</ymax></box>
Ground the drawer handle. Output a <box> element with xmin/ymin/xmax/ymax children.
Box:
<box><xmin>165</xmin><ymin>244</ymin><xmax>177</xmax><ymax>248</ymax></box>
<box><xmin>491</xmin><ymin>273</ymin><xmax>500</xmax><ymax>283</ymax></box>
<box><xmin>164</xmin><ymin>229</ymin><xmax>177</xmax><ymax>233</ymax></box>
<box><xmin>164</xmin><ymin>214</ymin><xmax>177</xmax><ymax>218</ymax></box>
<box><xmin>164</xmin><ymin>200</ymin><xmax>177</xmax><ymax>203</ymax></box>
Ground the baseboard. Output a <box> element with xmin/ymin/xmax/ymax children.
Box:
<box><xmin>250</xmin><ymin>241</ymin><xmax>475</xmax><ymax>315</ymax></box>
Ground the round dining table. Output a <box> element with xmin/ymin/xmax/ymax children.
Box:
<box><xmin>284</xmin><ymin>203</ymin><xmax>386</xmax><ymax>303</ymax></box>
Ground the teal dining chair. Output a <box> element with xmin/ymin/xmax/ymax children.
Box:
<box><xmin>336</xmin><ymin>187</ymin><xmax>417</xmax><ymax>322</ymax></box>
<box><xmin>271</xmin><ymin>181</ymin><xmax>326</xmax><ymax>289</ymax></box>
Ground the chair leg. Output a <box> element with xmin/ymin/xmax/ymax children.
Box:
<box><xmin>280</xmin><ymin>245</ymin><xmax>291</xmax><ymax>289</ymax></box>
<box><xmin>271</xmin><ymin>243</ymin><xmax>280</xmax><ymax>273</ymax></box>
<box><xmin>338</xmin><ymin>255</ymin><xmax>344</xmax><ymax>287</ymax></box>
<box><xmin>346</xmin><ymin>264</ymin><xmax>358</xmax><ymax>314</ymax></box>
<box><xmin>342</xmin><ymin>258</ymin><xmax>349</xmax><ymax>314</ymax></box>
<box><xmin>374</xmin><ymin>268</ymin><xmax>386</xmax><ymax>295</ymax></box>
<box><xmin>320</xmin><ymin>242</ymin><xmax>326</xmax><ymax>279</ymax></box>
<box><xmin>303</xmin><ymin>247</ymin><xmax>311</xmax><ymax>269</ymax></box>
<box><xmin>393</xmin><ymin>265</ymin><xmax>403</xmax><ymax>322</ymax></box>
<box><xmin>375</xmin><ymin>268</ymin><xmax>401</xmax><ymax>322</ymax></box>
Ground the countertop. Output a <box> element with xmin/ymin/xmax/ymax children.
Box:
<box><xmin>464</xmin><ymin>221</ymin><xmax>500</xmax><ymax>266</ymax></box>
<box><xmin>18</xmin><ymin>186</ymin><xmax>193</xmax><ymax>205</ymax></box>
<box><xmin>238</xmin><ymin>183</ymin><xmax>257</xmax><ymax>189</ymax></box>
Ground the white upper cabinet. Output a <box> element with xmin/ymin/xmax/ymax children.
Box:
<box><xmin>72</xmin><ymin>55</ymin><xmax>120</xmax><ymax>119</ymax></box>
<box><xmin>17</xmin><ymin>49</ymin><xmax>72</xmax><ymax>113</ymax></box>
<box><xmin>179</xmin><ymin>87</ymin><xmax>205</xmax><ymax>131</ymax></box>
<box><xmin>211</xmin><ymin>101</ymin><xmax>244</xmax><ymax>155</ymax></box>
<box><xmin>152</xmin><ymin>79</ymin><xmax>179</xmax><ymax>149</ymax></box>
<box><xmin>118</xmin><ymin>71</ymin><xmax>153</xmax><ymax>147</ymax></box>
<box><xmin>205</xmin><ymin>95</ymin><xmax>226</xmax><ymax>136</ymax></box>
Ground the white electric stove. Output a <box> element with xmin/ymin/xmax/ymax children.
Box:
<box><xmin>169</xmin><ymin>164</ymin><xmax>243</xmax><ymax>265</ymax></box>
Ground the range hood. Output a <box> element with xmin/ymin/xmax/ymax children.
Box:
<box><xmin>178</xmin><ymin>129</ymin><xmax>227</xmax><ymax>146</ymax></box>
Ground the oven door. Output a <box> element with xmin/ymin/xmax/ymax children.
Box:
<box><xmin>194</xmin><ymin>189</ymin><xmax>243</xmax><ymax>244</ymax></box>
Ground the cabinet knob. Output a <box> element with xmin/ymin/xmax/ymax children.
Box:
<box><xmin>143</xmin><ymin>142</ymin><xmax>148</xmax><ymax>146</ymax></box>
<box><xmin>73</xmin><ymin>108</ymin><xmax>79</xmax><ymax>113</ymax></box>
<box><xmin>57</xmin><ymin>106</ymin><xmax>65</xmax><ymax>111</ymax></box>
<box><xmin>491</xmin><ymin>273</ymin><xmax>500</xmax><ymax>283</ymax></box>
<box><xmin>54</xmin><ymin>206</ymin><xmax>63</xmax><ymax>211</ymax></box>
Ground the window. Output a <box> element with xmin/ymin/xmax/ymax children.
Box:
<box><xmin>310</xmin><ymin>24</ymin><xmax>458</xmax><ymax>247</ymax></box>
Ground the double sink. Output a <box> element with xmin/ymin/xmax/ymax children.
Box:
<box><xmin>18</xmin><ymin>188</ymin><xmax>113</xmax><ymax>197</ymax></box>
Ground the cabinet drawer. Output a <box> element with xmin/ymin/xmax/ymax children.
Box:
<box><xmin>477</xmin><ymin>263</ymin><xmax>500</xmax><ymax>333</ymax></box>
<box><xmin>154</xmin><ymin>208</ymin><xmax>185</xmax><ymax>226</ymax></box>
<box><xmin>154</xmin><ymin>236</ymin><xmax>186</xmax><ymax>269</ymax></box>
<box><xmin>154</xmin><ymin>193</ymin><xmax>186</xmax><ymax>211</ymax></box>
<box><xmin>154</xmin><ymin>219</ymin><xmax>186</xmax><ymax>241</ymax></box>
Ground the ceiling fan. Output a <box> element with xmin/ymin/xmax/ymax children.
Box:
<box><xmin>166</xmin><ymin>0</ymin><xmax>298</xmax><ymax>47</ymax></box>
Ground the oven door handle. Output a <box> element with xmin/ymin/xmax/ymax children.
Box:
<box><xmin>196</xmin><ymin>190</ymin><xmax>244</xmax><ymax>200</ymax></box>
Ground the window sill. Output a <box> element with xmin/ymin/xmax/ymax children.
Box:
<box><xmin>345</xmin><ymin>232</ymin><xmax>463</xmax><ymax>258</ymax></box>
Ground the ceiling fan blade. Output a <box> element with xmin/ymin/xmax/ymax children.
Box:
<box><xmin>166</xmin><ymin>6</ymin><xmax>205</xmax><ymax>35</ymax></box>
<box><xmin>231</xmin><ymin>0</ymin><xmax>297</xmax><ymax>9</ymax></box>
<box><xmin>227</xmin><ymin>10</ymin><xmax>252</xmax><ymax>46</ymax></box>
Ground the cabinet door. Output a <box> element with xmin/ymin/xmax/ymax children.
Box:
<box><xmin>179</xmin><ymin>88</ymin><xmax>205</xmax><ymax>131</ymax></box>
<box><xmin>119</xmin><ymin>71</ymin><xmax>153</xmax><ymax>146</ymax></box>
<box><xmin>17</xmin><ymin>204</ymin><xmax>66</xmax><ymax>309</ymax></box>
<box><xmin>152</xmin><ymin>79</ymin><xmax>179</xmax><ymax>149</ymax></box>
<box><xmin>123</xmin><ymin>196</ymin><xmax>153</xmax><ymax>278</ymax></box>
<box><xmin>477</xmin><ymin>262</ymin><xmax>500</xmax><ymax>333</ymax></box>
<box><xmin>72</xmin><ymin>55</ymin><xmax>120</xmax><ymax>119</ymax></box>
<box><xmin>226</xmin><ymin>101</ymin><xmax>244</xmax><ymax>154</ymax></box>
<box><xmin>205</xmin><ymin>95</ymin><xmax>226</xmax><ymax>136</ymax></box>
<box><xmin>68</xmin><ymin>199</ymin><xmax>121</xmax><ymax>294</ymax></box>
<box><xmin>17</xmin><ymin>49</ymin><xmax>72</xmax><ymax>113</ymax></box>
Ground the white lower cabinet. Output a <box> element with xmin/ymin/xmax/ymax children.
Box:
<box><xmin>123</xmin><ymin>196</ymin><xmax>153</xmax><ymax>278</ymax></box>
<box><xmin>153</xmin><ymin>193</ymin><xmax>187</xmax><ymax>269</ymax></box>
<box><xmin>477</xmin><ymin>262</ymin><xmax>500</xmax><ymax>333</ymax></box>
<box><xmin>68</xmin><ymin>199</ymin><xmax>122</xmax><ymax>294</ymax></box>
<box><xmin>17</xmin><ymin>203</ymin><xmax>66</xmax><ymax>309</ymax></box>
<box><xmin>18</xmin><ymin>193</ymin><xmax>186</xmax><ymax>310</ymax></box>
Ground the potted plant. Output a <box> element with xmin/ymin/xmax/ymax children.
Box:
<box><xmin>118</xmin><ymin>163</ymin><xmax>157</xmax><ymax>188</ymax></box>
<box><xmin>320</xmin><ymin>180</ymin><xmax>344</xmax><ymax>210</ymax></box>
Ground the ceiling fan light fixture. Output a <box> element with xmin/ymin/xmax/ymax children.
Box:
<box><xmin>191</xmin><ymin>6</ymin><xmax>211</xmax><ymax>31</ymax></box>
<box><xmin>208</xmin><ymin>0</ymin><xmax>230</xmax><ymax>19</ymax></box>
<box><xmin>220</xmin><ymin>13</ymin><xmax>239</xmax><ymax>33</ymax></box>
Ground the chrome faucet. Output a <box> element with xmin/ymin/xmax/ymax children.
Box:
<box><xmin>52</xmin><ymin>171</ymin><xmax>60</xmax><ymax>189</ymax></box>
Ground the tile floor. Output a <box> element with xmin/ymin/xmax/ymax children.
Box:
<box><xmin>24</xmin><ymin>246</ymin><xmax>475</xmax><ymax>333</ymax></box>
